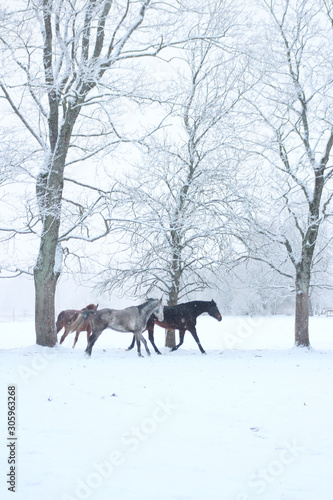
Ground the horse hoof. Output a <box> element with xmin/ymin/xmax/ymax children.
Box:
<box><xmin>84</xmin><ymin>352</ymin><xmax>91</xmax><ymax>358</ymax></box>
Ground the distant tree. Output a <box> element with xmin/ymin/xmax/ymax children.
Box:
<box><xmin>244</xmin><ymin>0</ymin><xmax>333</xmax><ymax>346</ymax></box>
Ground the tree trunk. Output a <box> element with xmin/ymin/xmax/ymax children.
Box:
<box><xmin>295</xmin><ymin>291</ymin><xmax>310</xmax><ymax>347</ymax></box>
<box><xmin>34</xmin><ymin>143</ymin><xmax>69</xmax><ymax>345</ymax></box>
<box><xmin>34</xmin><ymin>269</ymin><xmax>58</xmax><ymax>347</ymax></box>
<box><xmin>165</xmin><ymin>287</ymin><xmax>179</xmax><ymax>348</ymax></box>
<box><xmin>34</xmin><ymin>215</ymin><xmax>61</xmax><ymax>346</ymax></box>
<box><xmin>165</xmin><ymin>329</ymin><xmax>176</xmax><ymax>348</ymax></box>
<box><xmin>33</xmin><ymin>90</ymin><xmax>80</xmax><ymax>344</ymax></box>
<box><xmin>294</xmin><ymin>267</ymin><xmax>310</xmax><ymax>347</ymax></box>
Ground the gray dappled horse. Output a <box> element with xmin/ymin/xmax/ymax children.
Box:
<box><xmin>69</xmin><ymin>298</ymin><xmax>164</xmax><ymax>358</ymax></box>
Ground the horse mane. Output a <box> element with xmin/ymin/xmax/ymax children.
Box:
<box><xmin>174</xmin><ymin>300</ymin><xmax>212</xmax><ymax>308</ymax></box>
<box><xmin>137</xmin><ymin>298</ymin><xmax>156</xmax><ymax>312</ymax></box>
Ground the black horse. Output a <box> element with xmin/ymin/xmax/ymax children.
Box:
<box><xmin>127</xmin><ymin>300</ymin><xmax>222</xmax><ymax>355</ymax></box>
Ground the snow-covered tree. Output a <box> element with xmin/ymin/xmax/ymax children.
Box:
<box><xmin>243</xmin><ymin>0</ymin><xmax>333</xmax><ymax>346</ymax></box>
<box><xmin>0</xmin><ymin>0</ymin><xmax>208</xmax><ymax>346</ymax></box>
<box><xmin>97</xmin><ymin>5</ymin><xmax>249</xmax><ymax>345</ymax></box>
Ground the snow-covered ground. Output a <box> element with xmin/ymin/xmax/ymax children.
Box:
<box><xmin>1</xmin><ymin>314</ymin><xmax>333</xmax><ymax>500</ymax></box>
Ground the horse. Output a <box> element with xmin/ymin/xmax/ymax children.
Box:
<box><xmin>127</xmin><ymin>300</ymin><xmax>222</xmax><ymax>355</ymax></box>
<box><xmin>69</xmin><ymin>298</ymin><xmax>164</xmax><ymax>357</ymax></box>
<box><xmin>56</xmin><ymin>304</ymin><xmax>98</xmax><ymax>348</ymax></box>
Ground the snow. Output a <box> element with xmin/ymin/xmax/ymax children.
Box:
<box><xmin>54</xmin><ymin>243</ymin><xmax>63</xmax><ymax>275</ymax></box>
<box><xmin>1</xmin><ymin>314</ymin><xmax>333</xmax><ymax>500</ymax></box>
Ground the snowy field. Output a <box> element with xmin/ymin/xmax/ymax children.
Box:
<box><xmin>1</xmin><ymin>314</ymin><xmax>333</xmax><ymax>500</ymax></box>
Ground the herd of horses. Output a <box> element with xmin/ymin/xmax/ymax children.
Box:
<box><xmin>56</xmin><ymin>298</ymin><xmax>222</xmax><ymax>357</ymax></box>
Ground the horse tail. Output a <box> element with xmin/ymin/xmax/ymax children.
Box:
<box><xmin>68</xmin><ymin>310</ymin><xmax>96</xmax><ymax>333</ymax></box>
<box><xmin>56</xmin><ymin>311</ymin><xmax>65</xmax><ymax>332</ymax></box>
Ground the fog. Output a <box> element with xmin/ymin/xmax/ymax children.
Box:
<box><xmin>0</xmin><ymin>276</ymin><xmax>129</xmax><ymax>322</ymax></box>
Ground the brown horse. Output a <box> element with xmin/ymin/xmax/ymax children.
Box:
<box><xmin>56</xmin><ymin>304</ymin><xmax>98</xmax><ymax>348</ymax></box>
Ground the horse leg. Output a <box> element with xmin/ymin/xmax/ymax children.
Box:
<box><xmin>56</xmin><ymin>321</ymin><xmax>63</xmax><ymax>334</ymax></box>
<box><xmin>126</xmin><ymin>335</ymin><xmax>136</xmax><ymax>351</ymax></box>
<box><xmin>56</xmin><ymin>313</ymin><xmax>64</xmax><ymax>333</ymax></box>
<box><xmin>135</xmin><ymin>334</ymin><xmax>143</xmax><ymax>357</ymax></box>
<box><xmin>86</xmin><ymin>326</ymin><xmax>91</xmax><ymax>344</ymax></box>
<box><xmin>59</xmin><ymin>327</ymin><xmax>69</xmax><ymax>345</ymax></box>
<box><xmin>72</xmin><ymin>331</ymin><xmax>80</xmax><ymax>349</ymax></box>
<box><xmin>140</xmin><ymin>332</ymin><xmax>151</xmax><ymax>356</ymax></box>
<box><xmin>171</xmin><ymin>328</ymin><xmax>185</xmax><ymax>352</ymax></box>
<box><xmin>188</xmin><ymin>326</ymin><xmax>206</xmax><ymax>354</ymax></box>
<box><xmin>148</xmin><ymin>325</ymin><xmax>161</xmax><ymax>354</ymax></box>
<box><xmin>135</xmin><ymin>332</ymin><xmax>150</xmax><ymax>357</ymax></box>
<box><xmin>85</xmin><ymin>330</ymin><xmax>102</xmax><ymax>357</ymax></box>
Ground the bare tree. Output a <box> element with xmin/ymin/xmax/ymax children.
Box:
<box><xmin>0</xmin><ymin>0</ymin><xmax>203</xmax><ymax>346</ymax></box>
<box><xmin>243</xmin><ymin>0</ymin><xmax>333</xmax><ymax>346</ymax></box>
<box><xmin>97</xmin><ymin>3</ymin><xmax>248</xmax><ymax>346</ymax></box>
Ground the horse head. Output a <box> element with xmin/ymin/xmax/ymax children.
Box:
<box><xmin>209</xmin><ymin>300</ymin><xmax>222</xmax><ymax>322</ymax></box>
<box><xmin>84</xmin><ymin>304</ymin><xmax>98</xmax><ymax>311</ymax></box>
<box><xmin>153</xmin><ymin>298</ymin><xmax>164</xmax><ymax>322</ymax></box>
